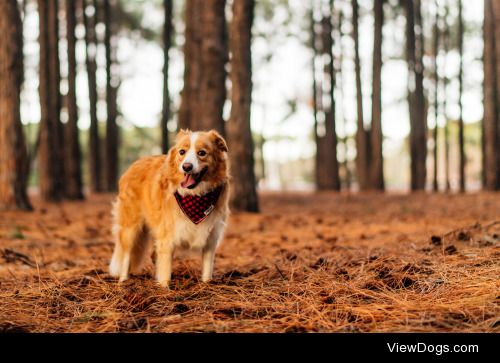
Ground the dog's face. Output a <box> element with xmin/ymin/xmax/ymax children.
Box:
<box><xmin>168</xmin><ymin>129</ymin><xmax>229</xmax><ymax>193</ymax></box>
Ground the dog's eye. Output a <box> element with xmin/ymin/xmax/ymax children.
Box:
<box><xmin>198</xmin><ymin>150</ymin><xmax>207</xmax><ymax>157</ymax></box>
<box><xmin>179</xmin><ymin>149</ymin><xmax>186</xmax><ymax>156</ymax></box>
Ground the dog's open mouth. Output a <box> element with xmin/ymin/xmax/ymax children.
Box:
<box><xmin>181</xmin><ymin>167</ymin><xmax>208</xmax><ymax>189</ymax></box>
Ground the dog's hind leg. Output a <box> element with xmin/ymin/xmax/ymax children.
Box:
<box><xmin>109</xmin><ymin>242</ymin><xmax>123</xmax><ymax>278</ymax></box>
<box><xmin>115</xmin><ymin>226</ymin><xmax>144</xmax><ymax>282</ymax></box>
<box><xmin>129</xmin><ymin>225</ymin><xmax>152</xmax><ymax>274</ymax></box>
<box><xmin>109</xmin><ymin>198</ymin><xmax>145</xmax><ymax>282</ymax></box>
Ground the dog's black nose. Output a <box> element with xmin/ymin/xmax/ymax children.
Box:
<box><xmin>182</xmin><ymin>163</ymin><xmax>193</xmax><ymax>172</ymax></box>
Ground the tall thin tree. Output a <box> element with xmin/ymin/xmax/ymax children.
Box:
<box><xmin>337</xmin><ymin>8</ymin><xmax>351</xmax><ymax>189</ymax></box>
<box><xmin>483</xmin><ymin>0</ymin><xmax>500</xmax><ymax>190</ymax></box>
<box><xmin>443</xmin><ymin>1</ymin><xmax>451</xmax><ymax>191</ymax></box>
<box><xmin>64</xmin><ymin>0</ymin><xmax>84</xmax><ymax>199</ymax></box>
<box><xmin>370</xmin><ymin>0</ymin><xmax>384</xmax><ymax>190</ymax></box>
<box><xmin>0</xmin><ymin>0</ymin><xmax>32</xmax><ymax>210</ymax></box>
<box><xmin>227</xmin><ymin>0</ymin><xmax>259</xmax><ymax>212</ymax></box>
<box><xmin>161</xmin><ymin>0</ymin><xmax>173</xmax><ymax>154</ymax></box>
<box><xmin>404</xmin><ymin>0</ymin><xmax>427</xmax><ymax>191</ymax></box>
<box><xmin>458</xmin><ymin>0</ymin><xmax>465</xmax><ymax>192</ymax></box>
<box><xmin>104</xmin><ymin>0</ymin><xmax>118</xmax><ymax>192</ymax></box>
<box><xmin>322</xmin><ymin>0</ymin><xmax>340</xmax><ymax>191</ymax></box>
<box><xmin>83</xmin><ymin>0</ymin><xmax>102</xmax><ymax>192</ymax></box>
<box><xmin>432</xmin><ymin>0</ymin><xmax>440</xmax><ymax>192</ymax></box>
<box><xmin>38</xmin><ymin>0</ymin><xmax>65</xmax><ymax>201</ymax></box>
<box><xmin>311</xmin><ymin>8</ymin><xmax>321</xmax><ymax>191</ymax></box>
<box><xmin>352</xmin><ymin>0</ymin><xmax>370</xmax><ymax>191</ymax></box>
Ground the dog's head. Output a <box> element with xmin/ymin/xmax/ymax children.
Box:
<box><xmin>167</xmin><ymin>129</ymin><xmax>229</xmax><ymax>194</ymax></box>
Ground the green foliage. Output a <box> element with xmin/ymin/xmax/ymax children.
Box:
<box><xmin>116</xmin><ymin>0</ymin><xmax>162</xmax><ymax>41</ymax></box>
<box><xmin>9</xmin><ymin>226</ymin><xmax>25</xmax><ymax>240</ymax></box>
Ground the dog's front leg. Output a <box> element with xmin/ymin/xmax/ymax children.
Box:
<box><xmin>156</xmin><ymin>240</ymin><xmax>174</xmax><ymax>288</ymax></box>
<box><xmin>201</xmin><ymin>221</ymin><xmax>225</xmax><ymax>282</ymax></box>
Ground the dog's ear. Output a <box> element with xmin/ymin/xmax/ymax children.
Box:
<box><xmin>175</xmin><ymin>129</ymin><xmax>191</xmax><ymax>142</ymax></box>
<box><xmin>209</xmin><ymin>130</ymin><xmax>228</xmax><ymax>152</ymax></box>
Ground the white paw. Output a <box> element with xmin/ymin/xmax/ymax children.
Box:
<box><xmin>109</xmin><ymin>258</ymin><xmax>121</xmax><ymax>277</ymax></box>
<box><xmin>157</xmin><ymin>279</ymin><xmax>171</xmax><ymax>288</ymax></box>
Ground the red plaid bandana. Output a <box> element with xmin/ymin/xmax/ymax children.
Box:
<box><xmin>174</xmin><ymin>185</ymin><xmax>224</xmax><ymax>225</ymax></box>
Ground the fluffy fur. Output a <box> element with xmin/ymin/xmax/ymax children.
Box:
<box><xmin>109</xmin><ymin>130</ymin><xmax>230</xmax><ymax>287</ymax></box>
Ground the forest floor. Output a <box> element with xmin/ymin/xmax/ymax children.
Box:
<box><xmin>0</xmin><ymin>192</ymin><xmax>499</xmax><ymax>332</ymax></box>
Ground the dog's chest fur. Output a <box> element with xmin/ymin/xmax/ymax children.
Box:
<box><xmin>171</xmin><ymin>209</ymin><xmax>221</xmax><ymax>250</ymax></box>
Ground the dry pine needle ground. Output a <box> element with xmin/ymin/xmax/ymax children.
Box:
<box><xmin>0</xmin><ymin>192</ymin><xmax>499</xmax><ymax>332</ymax></box>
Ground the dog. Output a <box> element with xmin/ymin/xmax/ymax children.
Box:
<box><xmin>109</xmin><ymin>129</ymin><xmax>230</xmax><ymax>287</ymax></box>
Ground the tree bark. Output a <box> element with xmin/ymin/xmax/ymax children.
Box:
<box><xmin>179</xmin><ymin>0</ymin><xmax>227</xmax><ymax>134</ymax></box>
<box><xmin>178</xmin><ymin>0</ymin><xmax>202</xmax><ymax>131</ymax></box>
<box><xmin>104</xmin><ymin>0</ymin><xmax>118</xmax><ymax>192</ymax></box>
<box><xmin>483</xmin><ymin>0</ymin><xmax>500</xmax><ymax>190</ymax></box>
<box><xmin>494</xmin><ymin>0</ymin><xmax>500</xmax><ymax>188</ymax></box>
<box><xmin>443</xmin><ymin>2</ymin><xmax>451</xmax><ymax>191</ymax></box>
<box><xmin>39</xmin><ymin>0</ymin><xmax>65</xmax><ymax>201</ymax></box>
<box><xmin>404</xmin><ymin>0</ymin><xmax>427</xmax><ymax>191</ymax></box>
<box><xmin>311</xmin><ymin>9</ymin><xmax>321</xmax><ymax>191</ymax></box>
<box><xmin>161</xmin><ymin>0</ymin><xmax>173</xmax><ymax>154</ymax></box>
<box><xmin>432</xmin><ymin>0</ymin><xmax>440</xmax><ymax>192</ymax></box>
<box><xmin>337</xmin><ymin>9</ymin><xmax>351</xmax><ymax>189</ymax></box>
<box><xmin>199</xmin><ymin>0</ymin><xmax>227</xmax><ymax>135</ymax></box>
<box><xmin>83</xmin><ymin>0</ymin><xmax>102</xmax><ymax>192</ymax></box>
<box><xmin>352</xmin><ymin>0</ymin><xmax>369</xmax><ymax>191</ymax></box>
<box><xmin>458</xmin><ymin>0</ymin><xmax>465</xmax><ymax>192</ymax></box>
<box><xmin>64</xmin><ymin>0</ymin><xmax>84</xmax><ymax>199</ymax></box>
<box><xmin>227</xmin><ymin>0</ymin><xmax>258</xmax><ymax>212</ymax></box>
<box><xmin>370</xmin><ymin>0</ymin><xmax>384</xmax><ymax>191</ymax></box>
<box><xmin>319</xmin><ymin>1</ymin><xmax>340</xmax><ymax>191</ymax></box>
<box><xmin>0</xmin><ymin>0</ymin><xmax>32</xmax><ymax>210</ymax></box>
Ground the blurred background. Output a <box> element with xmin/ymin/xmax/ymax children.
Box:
<box><xmin>1</xmin><ymin>0</ymin><xmax>499</xmax><ymax>213</ymax></box>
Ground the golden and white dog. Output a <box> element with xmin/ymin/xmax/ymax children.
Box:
<box><xmin>109</xmin><ymin>129</ymin><xmax>230</xmax><ymax>287</ymax></box>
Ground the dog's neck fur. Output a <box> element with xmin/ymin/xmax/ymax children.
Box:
<box><xmin>176</xmin><ymin>181</ymin><xmax>217</xmax><ymax>197</ymax></box>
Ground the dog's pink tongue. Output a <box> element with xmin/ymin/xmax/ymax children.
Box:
<box><xmin>181</xmin><ymin>174</ymin><xmax>196</xmax><ymax>188</ymax></box>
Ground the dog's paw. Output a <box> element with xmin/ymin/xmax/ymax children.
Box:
<box><xmin>157</xmin><ymin>280</ymin><xmax>171</xmax><ymax>289</ymax></box>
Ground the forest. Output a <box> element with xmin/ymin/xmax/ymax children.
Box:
<box><xmin>0</xmin><ymin>0</ymin><xmax>499</xmax><ymax>333</ymax></box>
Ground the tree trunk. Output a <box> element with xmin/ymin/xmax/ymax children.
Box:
<box><xmin>432</xmin><ymin>0</ymin><xmax>440</xmax><ymax>192</ymax></box>
<box><xmin>38</xmin><ymin>0</ymin><xmax>65</xmax><ymax>201</ymax></box>
<box><xmin>199</xmin><ymin>0</ymin><xmax>227</xmax><ymax>135</ymax></box>
<box><xmin>443</xmin><ymin>2</ymin><xmax>451</xmax><ymax>191</ymax></box>
<box><xmin>179</xmin><ymin>0</ymin><xmax>227</xmax><ymax>134</ymax></box>
<box><xmin>227</xmin><ymin>0</ymin><xmax>258</xmax><ymax>212</ymax></box>
<box><xmin>404</xmin><ymin>0</ymin><xmax>427</xmax><ymax>191</ymax></box>
<box><xmin>64</xmin><ymin>0</ymin><xmax>84</xmax><ymax>200</ymax></box>
<box><xmin>311</xmin><ymin>9</ymin><xmax>321</xmax><ymax>190</ymax></box>
<box><xmin>352</xmin><ymin>0</ymin><xmax>369</xmax><ymax>191</ymax></box>
<box><xmin>104</xmin><ymin>0</ymin><xmax>118</xmax><ymax>192</ymax></box>
<box><xmin>0</xmin><ymin>0</ymin><xmax>32</xmax><ymax>211</ymax></box>
<box><xmin>337</xmin><ymin>9</ymin><xmax>351</xmax><ymax>189</ymax></box>
<box><xmin>161</xmin><ymin>0</ymin><xmax>173</xmax><ymax>154</ymax></box>
<box><xmin>494</xmin><ymin>1</ymin><xmax>500</xmax><ymax>188</ymax></box>
<box><xmin>83</xmin><ymin>0</ymin><xmax>102</xmax><ymax>192</ymax></box>
<box><xmin>458</xmin><ymin>0</ymin><xmax>465</xmax><ymax>192</ymax></box>
<box><xmin>370</xmin><ymin>0</ymin><xmax>384</xmax><ymax>191</ymax></box>
<box><xmin>319</xmin><ymin>1</ymin><xmax>340</xmax><ymax>191</ymax></box>
<box><xmin>483</xmin><ymin>0</ymin><xmax>500</xmax><ymax>190</ymax></box>
<box><xmin>178</xmin><ymin>0</ymin><xmax>202</xmax><ymax>131</ymax></box>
